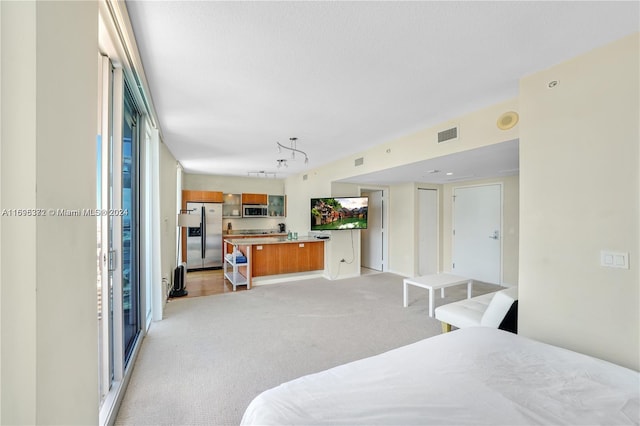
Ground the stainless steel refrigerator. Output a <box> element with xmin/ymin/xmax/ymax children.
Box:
<box><xmin>186</xmin><ymin>202</ymin><xmax>223</xmax><ymax>270</ymax></box>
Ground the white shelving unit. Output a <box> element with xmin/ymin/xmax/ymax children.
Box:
<box><xmin>223</xmin><ymin>240</ymin><xmax>251</xmax><ymax>291</ymax></box>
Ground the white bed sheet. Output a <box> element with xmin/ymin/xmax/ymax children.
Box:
<box><xmin>241</xmin><ymin>327</ymin><xmax>639</xmax><ymax>425</ymax></box>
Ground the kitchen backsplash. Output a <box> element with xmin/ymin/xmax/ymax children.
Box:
<box><xmin>223</xmin><ymin>217</ymin><xmax>284</xmax><ymax>233</ymax></box>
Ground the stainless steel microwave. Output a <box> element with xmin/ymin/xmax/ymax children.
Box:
<box><xmin>243</xmin><ymin>205</ymin><xmax>268</xmax><ymax>217</ymax></box>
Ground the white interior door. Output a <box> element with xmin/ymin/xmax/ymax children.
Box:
<box><xmin>452</xmin><ymin>184</ymin><xmax>501</xmax><ymax>284</ymax></box>
<box><xmin>418</xmin><ymin>189</ymin><xmax>438</xmax><ymax>276</ymax></box>
<box><xmin>361</xmin><ymin>190</ymin><xmax>383</xmax><ymax>271</ymax></box>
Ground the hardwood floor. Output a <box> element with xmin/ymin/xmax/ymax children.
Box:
<box><xmin>174</xmin><ymin>268</ymin><xmax>247</xmax><ymax>299</ymax></box>
<box><xmin>173</xmin><ymin>267</ymin><xmax>380</xmax><ymax>299</ymax></box>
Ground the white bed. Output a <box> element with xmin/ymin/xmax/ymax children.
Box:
<box><xmin>241</xmin><ymin>327</ymin><xmax>639</xmax><ymax>425</ymax></box>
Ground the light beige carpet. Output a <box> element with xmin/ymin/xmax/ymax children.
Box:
<box><xmin>115</xmin><ymin>272</ymin><xmax>500</xmax><ymax>426</ymax></box>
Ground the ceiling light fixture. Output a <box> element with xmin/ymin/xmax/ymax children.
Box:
<box><xmin>276</xmin><ymin>159</ymin><xmax>288</xmax><ymax>168</ymax></box>
<box><xmin>276</xmin><ymin>137</ymin><xmax>309</xmax><ymax>165</ymax></box>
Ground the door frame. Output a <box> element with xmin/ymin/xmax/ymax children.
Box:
<box><xmin>359</xmin><ymin>186</ymin><xmax>388</xmax><ymax>272</ymax></box>
<box><xmin>451</xmin><ymin>182</ymin><xmax>503</xmax><ymax>284</ymax></box>
<box><xmin>97</xmin><ymin>60</ymin><xmax>145</xmax><ymax>426</ymax></box>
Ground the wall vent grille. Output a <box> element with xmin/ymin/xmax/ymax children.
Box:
<box><xmin>438</xmin><ymin>126</ymin><xmax>458</xmax><ymax>143</ymax></box>
<box><xmin>355</xmin><ymin>157</ymin><xmax>364</xmax><ymax>167</ymax></box>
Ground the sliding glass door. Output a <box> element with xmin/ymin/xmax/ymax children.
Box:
<box><xmin>122</xmin><ymin>86</ymin><xmax>140</xmax><ymax>364</ymax></box>
<box><xmin>98</xmin><ymin>60</ymin><xmax>142</xmax><ymax>418</ymax></box>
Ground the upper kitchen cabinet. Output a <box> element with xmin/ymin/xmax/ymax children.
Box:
<box><xmin>182</xmin><ymin>190</ymin><xmax>223</xmax><ymax>204</ymax></box>
<box><xmin>223</xmin><ymin>193</ymin><xmax>242</xmax><ymax>218</ymax></box>
<box><xmin>242</xmin><ymin>193</ymin><xmax>268</xmax><ymax>205</ymax></box>
<box><xmin>268</xmin><ymin>195</ymin><xmax>286</xmax><ymax>217</ymax></box>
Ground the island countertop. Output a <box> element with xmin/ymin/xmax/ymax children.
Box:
<box><xmin>222</xmin><ymin>232</ymin><xmax>288</xmax><ymax>238</ymax></box>
<box><xmin>224</xmin><ymin>235</ymin><xmax>329</xmax><ymax>245</ymax></box>
<box><xmin>223</xmin><ymin>236</ymin><xmax>327</xmax><ymax>286</ymax></box>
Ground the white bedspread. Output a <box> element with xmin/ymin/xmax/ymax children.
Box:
<box><xmin>241</xmin><ymin>327</ymin><xmax>639</xmax><ymax>425</ymax></box>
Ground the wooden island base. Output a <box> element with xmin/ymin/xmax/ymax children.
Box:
<box><xmin>224</xmin><ymin>237</ymin><xmax>326</xmax><ymax>289</ymax></box>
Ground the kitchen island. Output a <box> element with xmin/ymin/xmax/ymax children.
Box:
<box><xmin>223</xmin><ymin>236</ymin><xmax>327</xmax><ymax>289</ymax></box>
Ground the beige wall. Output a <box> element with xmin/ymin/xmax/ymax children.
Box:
<box><xmin>519</xmin><ymin>33</ymin><xmax>639</xmax><ymax>370</ymax></box>
<box><xmin>327</xmin><ymin>182</ymin><xmax>365</xmax><ymax>278</ymax></box>
<box><xmin>284</xmin><ymin>169</ymin><xmax>336</xmax><ymax>276</ymax></box>
<box><xmin>184</xmin><ymin>172</ymin><xmax>287</xmax><ymax>232</ymax></box>
<box><xmin>1</xmin><ymin>1</ymin><xmax>99</xmax><ymax>423</ymax></box>
<box><xmin>387</xmin><ymin>183</ymin><xmax>418</xmax><ymax>276</ymax></box>
<box><xmin>159</xmin><ymin>142</ymin><xmax>178</xmax><ymax>304</ymax></box>
<box><xmin>1</xmin><ymin>2</ymin><xmax>37</xmax><ymax>422</ymax></box>
<box><xmin>184</xmin><ymin>172</ymin><xmax>285</xmax><ymax>195</ymax></box>
<box><xmin>285</xmin><ymin>99</ymin><xmax>520</xmax><ymax>279</ymax></box>
<box><xmin>312</xmin><ymin>98</ymin><xmax>519</xmax><ymax>183</ymax></box>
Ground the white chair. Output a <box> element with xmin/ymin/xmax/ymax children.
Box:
<box><xmin>435</xmin><ymin>286</ymin><xmax>518</xmax><ymax>333</ymax></box>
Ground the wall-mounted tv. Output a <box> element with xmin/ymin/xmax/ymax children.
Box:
<box><xmin>310</xmin><ymin>197</ymin><xmax>368</xmax><ymax>230</ymax></box>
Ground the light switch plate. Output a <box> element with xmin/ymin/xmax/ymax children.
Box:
<box><xmin>600</xmin><ymin>250</ymin><xmax>629</xmax><ymax>269</ymax></box>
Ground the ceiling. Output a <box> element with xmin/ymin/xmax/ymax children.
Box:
<box><xmin>337</xmin><ymin>139</ymin><xmax>519</xmax><ymax>185</ymax></box>
<box><xmin>125</xmin><ymin>1</ymin><xmax>638</xmax><ymax>184</ymax></box>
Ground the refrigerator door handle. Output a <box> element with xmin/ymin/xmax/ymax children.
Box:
<box><xmin>201</xmin><ymin>206</ymin><xmax>206</xmax><ymax>259</ymax></box>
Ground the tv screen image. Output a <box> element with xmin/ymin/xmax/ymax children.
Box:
<box><xmin>310</xmin><ymin>197</ymin><xmax>368</xmax><ymax>230</ymax></box>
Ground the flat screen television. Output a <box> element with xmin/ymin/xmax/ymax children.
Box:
<box><xmin>310</xmin><ymin>197</ymin><xmax>368</xmax><ymax>230</ymax></box>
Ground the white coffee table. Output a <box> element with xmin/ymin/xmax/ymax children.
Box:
<box><xmin>403</xmin><ymin>273</ymin><xmax>473</xmax><ymax>317</ymax></box>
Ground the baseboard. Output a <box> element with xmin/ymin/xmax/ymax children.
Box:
<box><xmin>324</xmin><ymin>271</ymin><xmax>361</xmax><ymax>280</ymax></box>
<box><xmin>253</xmin><ymin>271</ymin><xmax>325</xmax><ymax>286</ymax></box>
<box><xmin>385</xmin><ymin>269</ymin><xmax>411</xmax><ymax>278</ymax></box>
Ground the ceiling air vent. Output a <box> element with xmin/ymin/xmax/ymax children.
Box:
<box><xmin>354</xmin><ymin>157</ymin><xmax>364</xmax><ymax>167</ymax></box>
<box><xmin>438</xmin><ymin>126</ymin><xmax>458</xmax><ymax>143</ymax></box>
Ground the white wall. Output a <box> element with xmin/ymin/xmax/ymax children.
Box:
<box><xmin>1</xmin><ymin>1</ymin><xmax>99</xmax><ymax>423</ymax></box>
<box><xmin>519</xmin><ymin>33</ymin><xmax>639</xmax><ymax>370</ymax></box>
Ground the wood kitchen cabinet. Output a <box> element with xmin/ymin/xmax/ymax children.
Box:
<box><xmin>250</xmin><ymin>244</ymin><xmax>282</xmax><ymax>277</ymax></box>
<box><xmin>251</xmin><ymin>241</ymin><xmax>324</xmax><ymax>276</ymax></box>
<box><xmin>182</xmin><ymin>190</ymin><xmax>223</xmax><ymax>203</ymax></box>
<box><xmin>295</xmin><ymin>241</ymin><xmax>324</xmax><ymax>271</ymax></box>
<box><xmin>242</xmin><ymin>193</ymin><xmax>268</xmax><ymax>205</ymax></box>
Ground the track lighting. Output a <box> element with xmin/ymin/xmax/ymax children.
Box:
<box><xmin>247</xmin><ymin>171</ymin><xmax>277</xmax><ymax>178</ymax></box>
<box><xmin>276</xmin><ymin>137</ymin><xmax>309</xmax><ymax>166</ymax></box>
